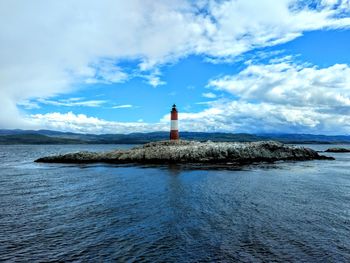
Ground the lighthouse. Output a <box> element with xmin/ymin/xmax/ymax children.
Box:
<box><xmin>170</xmin><ymin>104</ymin><xmax>179</xmax><ymax>140</ymax></box>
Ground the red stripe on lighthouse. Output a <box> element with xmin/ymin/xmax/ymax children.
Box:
<box><xmin>170</xmin><ymin>104</ymin><xmax>179</xmax><ymax>140</ymax></box>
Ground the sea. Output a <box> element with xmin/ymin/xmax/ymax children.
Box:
<box><xmin>0</xmin><ymin>144</ymin><xmax>349</xmax><ymax>262</ymax></box>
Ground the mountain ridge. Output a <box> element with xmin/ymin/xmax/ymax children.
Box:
<box><xmin>0</xmin><ymin>129</ymin><xmax>350</xmax><ymax>144</ymax></box>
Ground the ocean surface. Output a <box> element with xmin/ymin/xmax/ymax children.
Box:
<box><xmin>0</xmin><ymin>144</ymin><xmax>350</xmax><ymax>262</ymax></box>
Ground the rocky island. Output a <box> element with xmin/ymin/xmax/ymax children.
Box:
<box><xmin>325</xmin><ymin>147</ymin><xmax>350</xmax><ymax>153</ymax></box>
<box><xmin>35</xmin><ymin>140</ymin><xmax>333</xmax><ymax>165</ymax></box>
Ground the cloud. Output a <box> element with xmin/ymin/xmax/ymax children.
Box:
<box><xmin>17</xmin><ymin>101</ymin><xmax>41</xmax><ymax>110</ymax></box>
<box><xmin>29</xmin><ymin>112</ymin><xmax>167</xmax><ymax>134</ymax></box>
<box><xmin>112</xmin><ymin>104</ymin><xmax>133</xmax><ymax>109</ymax></box>
<box><xmin>208</xmin><ymin>61</ymin><xmax>350</xmax><ymax>109</ymax></box>
<box><xmin>193</xmin><ymin>0</ymin><xmax>350</xmax><ymax>58</ymax></box>
<box><xmin>85</xmin><ymin>59</ymin><xmax>129</xmax><ymax>84</ymax></box>
<box><xmin>1</xmin><ymin>0</ymin><xmax>350</xmax><ymax>130</ymax></box>
<box><xmin>157</xmin><ymin>99</ymin><xmax>350</xmax><ymax>134</ymax></box>
<box><xmin>37</xmin><ymin>98</ymin><xmax>107</xmax><ymax>107</ymax></box>
<box><xmin>26</xmin><ymin>92</ymin><xmax>350</xmax><ymax>135</ymax></box>
<box><xmin>141</xmin><ymin>69</ymin><xmax>167</xmax><ymax>87</ymax></box>
<box><xmin>202</xmin><ymin>92</ymin><xmax>217</xmax><ymax>99</ymax></box>
<box><xmin>320</xmin><ymin>0</ymin><xmax>350</xmax><ymax>9</ymax></box>
<box><xmin>192</xmin><ymin>60</ymin><xmax>350</xmax><ymax>134</ymax></box>
<box><xmin>144</xmin><ymin>74</ymin><xmax>166</xmax><ymax>88</ymax></box>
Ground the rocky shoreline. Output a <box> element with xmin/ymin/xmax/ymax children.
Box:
<box><xmin>35</xmin><ymin>140</ymin><xmax>334</xmax><ymax>165</ymax></box>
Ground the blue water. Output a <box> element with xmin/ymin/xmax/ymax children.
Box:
<box><xmin>0</xmin><ymin>144</ymin><xmax>350</xmax><ymax>262</ymax></box>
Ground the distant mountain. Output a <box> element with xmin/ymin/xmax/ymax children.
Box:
<box><xmin>258</xmin><ymin>133</ymin><xmax>350</xmax><ymax>144</ymax></box>
<box><xmin>0</xmin><ymin>134</ymin><xmax>85</xmax><ymax>145</ymax></box>
<box><xmin>0</xmin><ymin>129</ymin><xmax>349</xmax><ymax>144</ymax></box>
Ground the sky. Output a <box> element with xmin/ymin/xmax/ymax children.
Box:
<box><xmin>1</xmin><ymin>0</ymin><xmax>350</xmax><ymax>134</ymax></box>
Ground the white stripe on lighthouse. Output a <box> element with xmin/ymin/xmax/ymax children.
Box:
<box><xmin>171</xmin><ymin>120</ymin><xmax>178</xmax><ymax>130</ymax></box>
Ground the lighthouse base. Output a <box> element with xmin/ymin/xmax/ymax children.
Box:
<box><xmin>170</xmin><ymin>130</ymin><xmax>179</xmax><ymax>140</ymax></box>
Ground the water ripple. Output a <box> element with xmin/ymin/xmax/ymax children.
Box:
<box><xmin>0</xmin><ymin>144</ymin><xmax>350</xmax><ymax>262</ymax></box>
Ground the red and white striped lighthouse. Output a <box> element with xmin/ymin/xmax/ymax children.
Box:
<box><xmin>170</xmin><ymin>104</ymin><xmax>179</xmax><ymax>140</ymax></box>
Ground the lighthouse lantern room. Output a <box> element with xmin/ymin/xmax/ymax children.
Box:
<box><xmin>170</xmin><ymin>104</ymin><xmax>179</xmax><ymax>140</ymax></box>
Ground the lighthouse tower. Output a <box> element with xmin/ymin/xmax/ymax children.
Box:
<box><xmin>170</xmin><ymin>104</ymin><xmax>179</xmax><ymax>140</ymax></box>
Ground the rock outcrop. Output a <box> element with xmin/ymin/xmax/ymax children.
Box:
<box><xmin>35</xmin><ymin>140</ymin><xmax>333</xmax><ymax>165</ymax></box>
<box><xmin>325</xmin><ymin>147</ymin><xmax>350</xmax><ymax>153</ymax></box>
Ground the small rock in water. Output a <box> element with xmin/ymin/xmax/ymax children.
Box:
<box><xmin>325</xmin><ymin>147</ymin><xmax>350</xmax><ymax>153</ymax></box>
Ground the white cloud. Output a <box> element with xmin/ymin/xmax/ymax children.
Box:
<box><xmin>193</xmin><ymin>0</ymin><xmax>350</xmax><ymax>58</ymax></box>
<box><xmin>37</xmin><ymin>98</ymin><xmax>107</xmax><ymax>107</ymax></box>
<box><xmin>208</xmin><ymin>61</ymin><xmax>350</xmax><ymax>108</ymax></box>
<box><xmin>17</xmin><ymin>101</ymin><xmax>41</xmax><ymax>110</ymax></box>
<box><xmin>196</xmin><ymin>60</ymin><xmax>350</xmax><ymax>134</ymax></box>
<box><xmin>202</xmin><ymin>92</ymin><xmax>217</xmax><ymax>99</ymax></box>
<box><xmin>29</xmin><ymin>112</ymin><xmax>168</xmax><ymax>134</ymax></box>
<box><xmin>1</xmin><ymin>0</ymin><xmax>350</xmax><ymax>130</ymax></box>
<box><xmin>84</xmin><ymin>59</ymin><xmax>129</xmax><ymax>84</ymax></box>
<box><xmin>25</xmin><ymin>96</ymin><xmax>350</xmax><ymax>134</ymax></box>
<box><xmin>144</xmin><ymin>75</ymin><xmax>166</xmax><ymax>88</ymax></box>
<box><xmin>141</xmin><ymin>69</ymin><xmax>167</xmax><ymax>87</ymax></box>
<box><xmin>112</xmin><ymin>104</ymin><xmax>133</xmax><ymax>109</ymax></box>
<box><xmin>321</xmin><ymin>0</ymin><xmax>350</xmax><ymax>9</ymax></box>
<box><xmin>157</xmin><ymin>99</ymin><xmax>350</xmax><ymax>134</ymax></box>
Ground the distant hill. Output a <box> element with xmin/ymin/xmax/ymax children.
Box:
<box><xmin>0</xmin><ymin>129</ymin><xmax>349</xmax><ymax>144</ymax></box>
<box><xmin>0</xmin><ymin>134</ymin><xmax>85</xmax><ymax>145</ymax></box>
<box><xmin>258</xmin><ymin>133</ymin><xmax>350</xmax><ymax>144</ymax></box>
